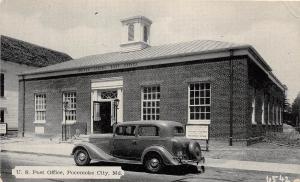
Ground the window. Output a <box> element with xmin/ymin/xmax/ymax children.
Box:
<box><xmin>272</xmin><ymin>102</ymin><xmax>275</xmax><ymax>125</ymax></box>
<box><xmin>63</xmin><ymin>92</ymin><xmax>76</xmax><ymax>122</ymax></box>
<box><xmin>116</xmin><ymin>125</ymin><xmax>136</xmax><ymax>136</ymax></box>
<box><xmin>143</xmin><ymin>26</ymin><xmax>148</xmax><ymax>42</ymax></box>
<box><xmin>138</xmin><ymin>126</ymin><xmax>158</xmax><ymax>136</ymax></box>
<box><xmin>261</xmin><ymin>96</ymin><xmax>265</xmax><ymax>125</ymax></box>
<box><xmin>279</xmin><ymin>106</ymin><xmax>282</xmax><ymax>125</ymax></box>
<box><xmin>267</xmin><ymin>102</ymin><xmax>270</xmax><ymax>125</ymax></box>
<box><xmin>276</xmin><ymin>104</ymin><xmax>279</xmax><ymax>125</ymax></box>
<box><xmin>0</xmin><ymin>73</ymin><xmax>4</xmax><ymax>97</ymax></box>
<box><xmin>100</xmin><ymin>90</ymin><xmax>117</xmax><ymax>99</ymax></box>
<box><xmin>35</xmin><ymin>94</ymin><xmax>46</xmax><ymax>122</ymax></box>
<box><xmin>0</xmin><ymin>109</ymin><xmax>4</xmax><ymax>123</ymax></box>
<box><xmin>251</xmin><ymin>96</ymin><xmax>256</xmax><ymax>124</ymax></box>
<box><xmin>128</xmin><ymin>24</ymin><xmax>134</xmax><ymax>41</ymax></box>
<box><xmin>142</xmin><ymin>86</ymin><xmax>160</xmax><ymax>120</ymax></box>
<box><xmin>188</xmin><ymin>83</ymin><xmax>211</xmax><ymax>124</ymax></box>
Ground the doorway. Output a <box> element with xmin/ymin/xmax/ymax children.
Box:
<box><xmin>91</xmin><ymin>77</ymin><xmax>123</xmax><ymax>134</ymax></box>
<box><xmin>93</xmin><ymin>101</ymin><xmax>112</xmax><ymax>133</ymax></box>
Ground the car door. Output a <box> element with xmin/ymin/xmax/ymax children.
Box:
<box><xmin>112</xmin><ymin>125</ymin><xmax>137</xmax><ymax>159</ymax></box>
<box><xmin>131</xmin><ymin>125</ymin><xmax>161</xmax><ymax>160</ymax></box>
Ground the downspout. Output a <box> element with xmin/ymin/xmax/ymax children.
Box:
<box><xmin>22</xmin><ymin>75</ymin><xmax>25</xmax><ymax>137</ymax></box>
<box><xmin>229</xmin><ymin>49</ymin><xmax>234</xmax><ymax>146</ymax></box>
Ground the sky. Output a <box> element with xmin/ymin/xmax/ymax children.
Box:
<box><xmin>0</xmin><ymin>0</ymin><xmax>299</xmax><ymax>102</ymax></box>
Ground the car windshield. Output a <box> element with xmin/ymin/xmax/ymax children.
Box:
<box><xmin>174</xmin><ymin>126</ymin><xmax>185</xmax><ymax>136</ymax></box>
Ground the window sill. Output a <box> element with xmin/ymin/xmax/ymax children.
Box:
<box><xmin>61</xmin><ymin>120</ymin><xmax>77</xmax><ymax>125</ymax></box>
<box><xmin>33</xmin><ymin>120</ymin><xmax>46</xmax><ymax>124</ymax></box>
<box><xmin>188</xmin><ymin>120</ymin><xmax>210</xmax><ymax>125</ymax></box>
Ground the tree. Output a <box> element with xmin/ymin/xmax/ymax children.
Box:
<box><xmin>291</xmin><ymin>92</ymin><xmax>300</xmax><ymax>127</ymax></box>
<box><xmin>283</xmin><ymin>89</ymin><xmax>293</xmax><ymax>124</ymax></box>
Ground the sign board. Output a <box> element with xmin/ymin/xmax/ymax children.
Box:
<box><xmin>0</xmin><ymin>123</ymin><xmax>7</xmax><ymax>134</ymax></box>
<box><xmin>186</xmin><ymin>125</ymin><xmax>209</xmax><ymax>140</ymax></box>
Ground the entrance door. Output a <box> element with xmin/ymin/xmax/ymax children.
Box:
<box><xmin>93</xmin><ymin>101</ymin><xmax>112</xmax><ymax>133</ymax></box>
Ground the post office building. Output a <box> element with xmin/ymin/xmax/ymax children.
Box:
<box><xmin>18</xmin><ymin>16</ymin><xmax>286</xmax><ymax>145</ymax></box>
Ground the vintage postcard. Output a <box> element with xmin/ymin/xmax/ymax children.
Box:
<box><xmin>0</xmin><ymin>0</ymin><xmax>300</xmax><ymax>181</ymax></box>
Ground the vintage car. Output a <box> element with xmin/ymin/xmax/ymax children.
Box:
<box><xmin>71</xmin><ymin>120</ymin><xmax>205</xmax><ymax>173</ymax></box>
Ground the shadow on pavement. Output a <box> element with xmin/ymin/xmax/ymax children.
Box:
<box><xmin>90</xmin><ymin>161</ymin><xmax>201</xmax><ymax>176</ymax></box>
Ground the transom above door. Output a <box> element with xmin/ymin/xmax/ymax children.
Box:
<box><xmin>98</xmin><ymin>90</ymin><xmax>118</xmax><ymax>100</ymax></box>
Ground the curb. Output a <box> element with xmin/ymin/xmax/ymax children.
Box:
<box><xmin>1</xmin><ymin>149</ymin><xmax>71</xmax><ymax>158</ymax></box>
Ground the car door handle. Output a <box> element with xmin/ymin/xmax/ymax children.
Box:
<box><xmin>132</xmin><ymin>141</ymin><xmax>137</xmax><ymax>145</ymax></box>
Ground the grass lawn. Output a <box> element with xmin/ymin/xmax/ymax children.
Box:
<box><xmin>204</xmin><ymin>124</ymin><xmax>300</xmax><ymax>164</ymax></box>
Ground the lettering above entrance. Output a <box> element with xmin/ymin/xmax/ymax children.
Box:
<box><xmin>91</xmin><ymin>77</ymin><xmax>123</xmax><ymax>89</ymax></box>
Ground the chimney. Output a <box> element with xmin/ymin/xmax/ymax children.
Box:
<box><xmin>120</xmin><ymin>16</ymin><xmax>152</xmax><ymax>52</ymax></box>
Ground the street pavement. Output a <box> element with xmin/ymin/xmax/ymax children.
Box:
<box><xmin>1</xmin><ymin>152</ymin><xmax>300</xmax><ymax>182</ymax></box>
<box><xmin>1</xmin><ymin>140</ymin><xmax>300</xmax><ymax>175</ymax></box>
<box><xmin>1</xmin><ymin>137</ymin><xmax>300</xmax><ymax>182</ymax></box>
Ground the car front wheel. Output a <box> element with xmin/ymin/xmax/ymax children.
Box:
<box><xmin>144</xmin><ymin>153</ymin><xmax>164</xmax><ymax>173</ymax></box>
<box><xmin>74</xmin><ymin>148</ymin><xmax>91</xmax><ymax>166</ymax></box>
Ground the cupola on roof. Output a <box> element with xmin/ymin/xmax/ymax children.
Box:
<box><xmin>120</xmin><ymin>16</ymin><xmax>152</xmax><ymax>52</ymax></box>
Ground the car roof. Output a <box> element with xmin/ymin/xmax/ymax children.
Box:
<box><xmin>117</xmin><ymin>120</ymin><xmax>183</xmax><ymax>128</ymax></box>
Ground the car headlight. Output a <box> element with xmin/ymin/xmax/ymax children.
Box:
<box><xmin>176</xmin><ymin>150</ymin><xmax>183</xmax><ymax>158</ymax></box>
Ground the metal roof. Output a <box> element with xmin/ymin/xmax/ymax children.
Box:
<box><xmin>21</xmin><ymin>40</ymin><xmax>247</xmax><ymax>75</ymax></box>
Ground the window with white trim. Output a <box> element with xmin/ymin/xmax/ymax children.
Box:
<box><xmin>142</xmin><ymin>86</ymin><xmax>160</xmax><ymax>120</ymax></box>
<box><xmin>279</xmin><ymin>106</ymin><xmax>282</xmax><ymax>125</ymax></box>
<box><xmin>188</xmin><ymin>83</ymin><xmax>211</xmax><ymax>124</ymax></box>
<box><xmin>276</xmin><ymin>104</ymin><xmax>279</xmax><ymax>125</ymax></box>
<box><xmin>251</xmin><ymin>96</ymin><xmax>256</xmax><ymax>124</ymax></box>
<box><xmin>267</xmin><ymin>101</ymin><xmax>270</xmax><ymax>125</ymax></box>
<box><xmin>261</xmin><ymin>96</ymin><xmax>265</xmax><ymax>125</ymax></box>
<box><xmin>63</xmin><ymin>92</ymin><xmax>77</xmax><ymax>122</ymax></box>
<box><xmin>272</xmin><ymin>102</ymin><xmax>275</xmax><ymax>125</ymax></box>
<box><xmin>35</xmin><ymin>94</ymin><xmax>46</xmax><ymax>122</ymax></box>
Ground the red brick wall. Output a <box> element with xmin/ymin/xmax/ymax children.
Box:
<box><xmin>247</xmin><ymin>59</ymin><xmax>284</xmax><ymax>142</ymax></box>
<box><xmin>19</xmin><ymin>57</ymin><xmax>252</xmax><ymax>140</ymax></box>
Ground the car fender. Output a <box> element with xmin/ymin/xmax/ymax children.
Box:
<box><xmin>141</xmin><ymin>145</ymin><xmax>179</xmax><ymax>166</ymax></box>
<box><xmin>72</xmin><ymin>142</ymin><xmax>114</xmax><ymax>161</ymax></box>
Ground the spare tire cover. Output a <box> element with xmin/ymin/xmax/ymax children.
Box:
<box><xmin>188</xmin><ymin>141</ymin><xmax>202</xmax><ymax>161</ymax></box>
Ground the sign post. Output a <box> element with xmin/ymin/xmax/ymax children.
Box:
<box><xmin>186</xmin><ymin>124</ymin><xmax>209</xmax><ymax>151</ymax></box>
<box><xmin>0</xmin><ymin>123</ymin><xmax>7</xmax><ymax>135</ymax></box>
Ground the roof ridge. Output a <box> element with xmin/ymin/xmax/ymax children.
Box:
<box><xmin>74</xmin><ymin>39</ymin><xmax>242</xmax><ymax>60</ymax></box>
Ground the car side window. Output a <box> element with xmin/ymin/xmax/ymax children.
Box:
<box><xmin>125</xmin><ymin>126</ymin><xmax>136</xmax><ymax>136</ymax></box>
<box><xmin>116</xmin><ymin>126</ymin><xmax>136</xmax><ymax>136</ymax></box>
<box><xmin>174</xmin><ymin>126</ymin><xmax>185</xmax><ymax>136</ymax></box>
<box><xmin>138</xmin><ymin>126</ymin><xmax>159</xmax><ymax>136</ymax></box>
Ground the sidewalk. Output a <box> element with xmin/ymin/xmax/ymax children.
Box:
<box><xmin>1</xmin><ymin>137</ymin><xmax>300</xmax><ymax>174</ymax></box>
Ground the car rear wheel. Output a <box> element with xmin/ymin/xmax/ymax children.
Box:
<box><xmin>144</xmin><ymin>153</ymin><xmax>164</xmax><ymax>173</ymax></box>
<box><xmin>74</xmin><ymin>148</ymin><xmax>91</xmax><ymax>166</ymax></box>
